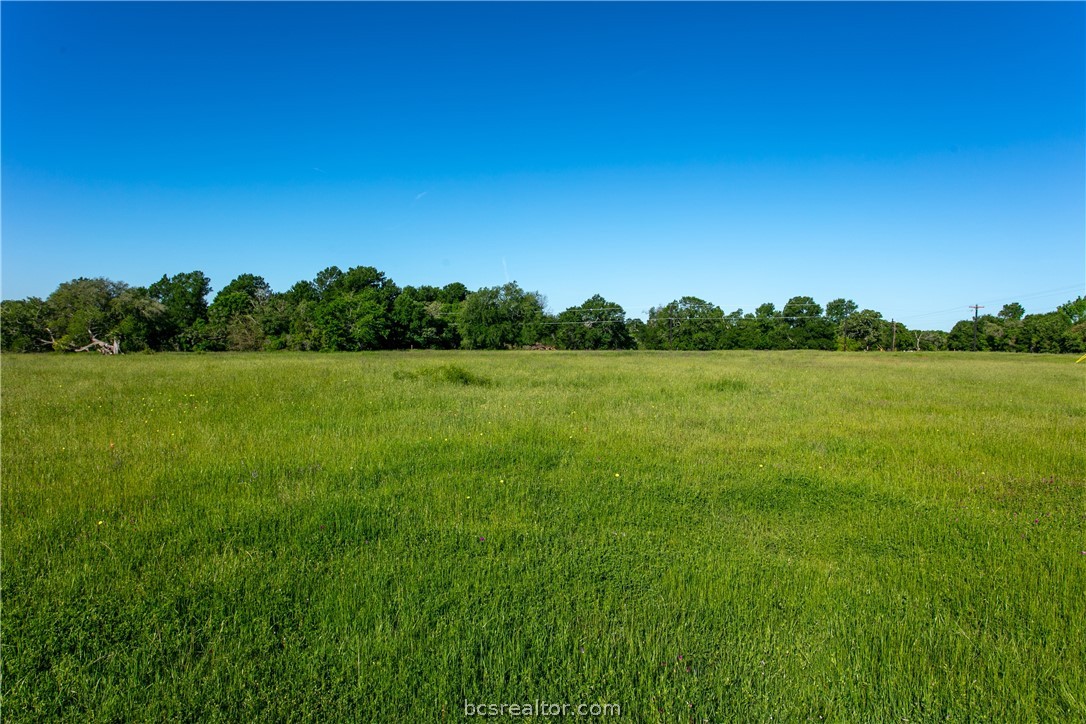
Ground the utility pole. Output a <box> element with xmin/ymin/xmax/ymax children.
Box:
<box><xmin>668</xmin><ymin>317</ymin><xmax>674</xmax><ymax>350</ymax></box>
<box><xmin>969</xmin><ymin>305</ymin><xmax>984</xmax><ymax>351</ymax></box>
<box><xmin>891</xmin><ymin>319</ymin><xmax>897</xmax><ymax>353</ymax></box>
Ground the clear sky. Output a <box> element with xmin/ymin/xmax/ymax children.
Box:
<box><xmin>3</xmin><ymin>2</ymin><xmax>1083</xmax><ymax>330</ymax></box>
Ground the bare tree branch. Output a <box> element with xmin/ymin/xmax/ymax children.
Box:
<box><xmin>38</xmin><ymin>326</ymin><xmax>59</xmax><ymax>348</ymax></box>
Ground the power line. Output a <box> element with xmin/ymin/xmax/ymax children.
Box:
<box><xmin>975</xmin><ymin>284</ymin><xmax>1082</xmax><ymax>306</ymax></box>
<box><xmin>894</xmin><ymin>284</ymin><xmax>1082</xmax><ymax>322</ymax></box>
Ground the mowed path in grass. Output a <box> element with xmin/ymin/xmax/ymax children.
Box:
<box><xmin>2</xmin><ymin>351</ymin><xmax>1083</xmax><ymax>721</ymax></box>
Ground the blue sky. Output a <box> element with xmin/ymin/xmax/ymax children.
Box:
<box><xmin>3</xmin><ymin>2</ymin><xmax>1083</xmax><ymax>330</ymax></box>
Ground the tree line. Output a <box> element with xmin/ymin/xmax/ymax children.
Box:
<box><xmin>2</xmin><ymin>265</ymin><xmax>1083</xmax><ymax>354</ymax></box>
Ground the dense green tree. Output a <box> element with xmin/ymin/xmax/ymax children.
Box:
<box><xmin>109</xmin><ymin>286</ymin><xmax>167</xmax><ymax>351</ymax></box>
<box><xmin>389</xmin><ymin>284</ymin><xmax>464</xmax><ymax>349</ymax></box>
<box><xmin>780</xmin><ymin>296</ymin><xmax>834</xmax><ymax>349</ymax></box>
<box><xmin>825</xmin><ymin>298</ymin><xmax>858</xmax><ymax>350</ymax></box>
<box><xmin>329</xmin><ymin>266</ymin><xmax>400</xmax><ymax>350</ymax></box>
<box><xmin>714</xmin><ymin>309</ymin><xmax>745</xmax><ymax>350</ymax></box>
<box><xmin>989</xmin><ymin>305</ymin><xmax>1025</xmax><ymax>351</ymax></box>
<box><xmin>754</xmin><ymin>303</ymin><xmax>777</xmax><ymax>318</ymax></box>
<box><xmin>432</xmin><ymin>283</ymin><xmax>469</xmax><ymax>348</ymax></box>
<box><xmin>842</xmin><ymin>309</ymin><xmax>888</xmax><ymax>351</ymax></box>
<box><xmin>0</xmin><ymin>298</ymin><xmax>50</xmax><ymax>352</ymax></box>
<box><xmin>1019</xmin><ymin>312</ymin><xmax>1066</xmax><ymax>353</ymax></box>
<box><xmin>438</xmin><ymin>282</ymin><xmax>469</xmax><ymax>305</ymax></box>
<box><xmin>288</xmin><ymin>307</ymin><xmax>321</xmax><ymax>350</ymax></box>
<box><xmin>637</xmin><ymin>306</ymin><xmax>670</xmax><ymax>349</ymax></box>
<box><xmin>314</xmin><ymin>295</ymin><xmax>389</xmax><ymax>350</ymax></box>
<box><xmin>205</xmin><ymin>274</ymin><xmax>274</xmax><ymax>351</ymax></box>
<box><xmin>219</xmin><ymin>274</ymin><xmax>272</xmax><ymax>302</ymax></box>
<box><xmin>977</xmin><ymin>314</ymin><xmax>1011</xmax><ymax>352</ymax></box>
<box><xmin>729</xmin><ymin>311</ymin><xmax>760</xmax><ymax>350</ymax></box>
<box><xmin>41</xmin><ymin>278</ymin><xmax>117</xmax><ymax>349</ymax></box>
<box><xmin>782</xmin><ymin>296</ymin><xmax>822</xmax><ymax>320</ymax></box>
<box><xmin>332</xmin><ymin>266</ymin><xmax>394</xmax><ymax>299</ymax></box>
<box><xmin>391</xmin><ymin>289</ymin><xmax>435</xmax><ymax>349</ymax></box>
<box><xmin>998</xmin><ymin>302</ymin><xmax>1025</xmax><ymax>321</ymax></box>
<box><xmin>1060</xmin><ymin>297</ymin><xmax>1086</xmax><ymax>353</ymax></box>
<box><xmin>948</xmin><ymin>313</ymin><xmax>1017</xmax><ymax>352</ymax></box>
<box><xmin>457</xmin><ymin>282</ymin><xmax>546</xmax><ymax>349</ymax></box>
<box><xmin>314</xmin><ymin>266</ymin><xmax>344</xmax><ymax>296</ymax></box>
<box><xmin>284</xmin><ymin>280</ymin><xmax>319</xmax><ymax>305</ymax></box>
<box><xmin>946</xmin><ymin>319</ymin><xmax>980</xmax><ymax>351</ymax></box>
<box><xmin>277</xmin><ymin>281</ymin><xmax>321</xmax><ymax>350</ymax></box>
<box><xmin>1064</xmin><ymin>322</ymin><xmax>1086</xmax><ymax>354</ymax></box>
<box><xmin>295</xmin><ymin>266</ymin><xmax>398</xmax><ymax>351</ymax></box>
<box><xmin>208</xmin><ymin>290</ymin><xmax>258</xmax><ymax>326</ymax></box>
<box><xmin>1058</xmin><ymin>296</ymin><xmax>1086</xmax><ymax>325</ymax></box>
<box><xmin>825</xmin><ymin>298</ymin><xmax>858</xmax><ymax>326</ymax></box>
<box><xmin>148</xmin><ymin>271</ymin><xmax>212</xmax><ymax>350</ymax></box>
<box><xmin>552</xmin><ymin>295</ymin><xmax>634</xmax><ymax>350</ymax></box>
<box><xmin>642</xmin><ymin>297</ymin><xmax>724</xmax><ymax>350</ymax></box>
<box><xmin>626</xmin><ymin>318</ymin><xmax>647</xmax><ymax>348</ymax></box>
<box><xmin>254</xmin><ymin>293</ymin><xmax>294</xmax><ymax>350</ymax></box>
<box><xmin>881</xmin><ymin>318</ymin><xmax>911</xmax><ymax>352</ymax></box>
<box><xmin>734</xmin><ymin>303</ymin><xmax>783</xmax><ymax>350</ymax></box>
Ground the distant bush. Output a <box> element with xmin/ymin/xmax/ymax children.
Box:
<box><xmin>706</xmin><ymin>377</ymin><xmax>749</xmax><ymax>393</ymax></box>
<box><xmin>435</xmin><ymin>364</ymin><xmax>491</xmax><ymax>386</ymax></box>
<box><xmin>394</xmin><ymin>364</ymin><xmax>492</xmax><ymax>387</ymax></box>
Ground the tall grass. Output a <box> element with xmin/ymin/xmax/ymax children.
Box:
<box><xmin>2</xmin><ymin>351</ymin><xmax>1083</xmax><ymax>721</ymax></box>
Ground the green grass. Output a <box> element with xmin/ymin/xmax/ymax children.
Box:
<box><xmin>2</xmin><ymin>351</ymin><xmax>1083</xmax><ymax>721</ymax></box>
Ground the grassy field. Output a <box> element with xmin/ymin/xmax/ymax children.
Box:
<box><xmin>2</xmin><ymin>351</ymin><xmax>1083</xmax><ymax>722</ymax></box>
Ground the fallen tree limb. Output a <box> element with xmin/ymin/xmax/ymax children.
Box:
<box><xmin>74</xmin><ymin>329</ymin><xmax>121</xmax><ymax>355</ymax></box>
